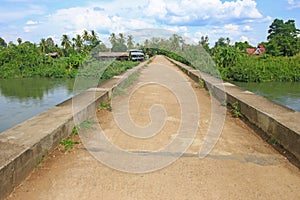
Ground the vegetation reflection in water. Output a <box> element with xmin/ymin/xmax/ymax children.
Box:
<box><xmin>234</xmin><ymin>82</ymin><xmax>300</xmax><ymax>112</ymax></box>
<box><xmin>0</xmin><ymin>78</ymin><xmax>75</xmax><ymax>133</ymax></box>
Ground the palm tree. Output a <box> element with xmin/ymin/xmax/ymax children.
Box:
<box><xmin>169</xmin><ymin>34</ymin><xmax>183</xmax><ymax>51</ymax></box>
<box><xmin>127</xmin><ymin>35</ymin><xmax>134</xmax><ymax>49</ymax></box>
<box><xmin>39</xmin><ymin>38</ymin><xmax>46</xmax><ymax>53</ymax></box>
<box><xmin>82</xmin><ymin>30</ymin><xmax>90</xmax><ymax>44</ymax></box>
<box><xmin>17</xmin><ymin>38</ymin><xmax>22</xmax><ymax>45</ymax></box>
<box><xmin>118</xmin><ymin>33</ymin><xmax>125</xmax><ymax>45</ymax></box>
<box><xmin>61</xmin><ymin>34</ymin><xmax>71</xmax><ymax>50</ymax></box>
<box><xmin>109</xmin><ymin>33</ymin><xmax>117</xmax><ymax>47</ymax></box>
<box><xmin>72</xmin><ymin>34</ymin><xmax>83</xmax><ymax>51</ymax></box>
<box><xmin>90</xmin><ymin>30</ymin><xmax>99</xmax><ymax>47</ymax></box>
<box><xmin>144</xmin><ymin>39</ymin><xmax>150</xmax><ymax>48</ymax></box>
<box><xmin>226</xmin><ymin>37</ymin><xmax>231</xmax><ymax>46</ymax></box>
<box><xmin>0</xmin><ymin>37</ymin><xmax>7</xmax><ymax>48</ymax></box>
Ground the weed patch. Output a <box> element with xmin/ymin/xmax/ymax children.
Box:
<box><xmin>79</xmin><ymin>119</ymin><xmax>97</xmax><ymax>130</ymax></box>
<box><xmin>98</xmin><ymin>102</ymin><xmax>112</xmax><ymax>111</ymax></box>
<box><xmin>60</xmin><ymin>139</ymin><xmax>79</xmax><ymax>152</ymax></box>
<box><xmin>268</xmin><ymin>135</ymin><xmax>281</xmax><ymax>146</ymax></box>
<box><xmin>230</xmin><ymin>102</ymin><xmax>244</xmax><ymax>118</ymax></box>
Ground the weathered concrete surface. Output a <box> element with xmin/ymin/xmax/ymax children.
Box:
<box><xmin>0</xmin><ymin>61</ymin><xmax>147</xmax><ymax>200</ymax></box>
<box><xmin>168</xmin><ymin>57</ymin><xmax>300</xmax><ymax>164</ymax></box>
<box><xmin>6</xmin><ymin>56</ymin><xmax>300</xmax><ymax>200</ymax></box>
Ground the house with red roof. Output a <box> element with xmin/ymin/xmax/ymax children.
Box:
<box><xmin>246</xmin><ymin>45</ymin><xmax>266</xmax><ymax>55</ymax></box>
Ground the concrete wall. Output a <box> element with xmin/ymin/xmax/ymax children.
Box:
<box><xmin>167</xmin><ymin>57</ymin><xmax>300</xmax><ymax>165</ymax></box>
<box><xmin>0</xmin><ymin>61</ymin><xmax>147</xmax><ymax>200</ymax></box>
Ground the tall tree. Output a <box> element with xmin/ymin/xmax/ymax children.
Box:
<box><xmin>127</xmin><ymin>35</ymin><xmax>134</xmax><ymax>49</ymax></box>
<box><xmin>61</xmin><ymin>34</ymin><xmax>71</xmax><ymax>50</ymax></box>
<box><xmin>109</xmin><ymin>33</ymin><xmax>117</xmax><ymax>47</ymax></box>
<box><xmin>267</xmin><ymin>18</ymin><xmax>300</xmax><ymax>56</ymax></box>
<box><xmin>90</xmin><ymin>30</ymin><xmax>100</xmax><ymax>47</ymax></box>
<box><xmin>199</xmin><ymin>35</ymin><xmax>210</xmax><ymax>52</ymax></box>
<box><xmin>0</xmin><ymin>37</ymin><xmax>7</xmax><ymax>48</ymax></box>
<box><xmin>214</xmin><ymin>37</ymin><xmax>227</xmax><ymax>48</ymax></box>
<box><xmin>39</xmin><ymin>38</ymin><xmax>46</xmax><ymax>53</ymax></box>
<box><xmin>45</xmin><ymin>37</ymin><xmax>55</xmax><ymax>52</ymax></box>
<box><xmin>46</xmin><ymin>37</ymin><xmax>55</xmax><ymax>47</ymax></box>
<box><xmin>17</xmin><ymin>38</ymin><xmax>22</xmax><ymax>45</ymax></box>
<box><xmin>118</xmin><ymin>33</ymin><xmax>125</xmax><ymax>45</ymax></box>
<box><xmin>110</xmin><ymin>33</ymin><xmax>127</xmax><ymax>52</ymax></box>
<box><xmin>72</xmin><ymin>34</ymin><xmax>83</xmax><ymax>52</ymax></box>
<box><xmin>234</xmin><ymin>41</ymin><xmax>253</xmax><ymax>51</ymax></box>
<box><xmin>144</xmin><ymin>39</ymin><xmax>150</xmax><ymax>48</ymax></box>
<box><xmin>169</xmin><ymin>34</ymin><xmax>184</xmax><ymax>51</ymax></box>
<box><xmin>82</xmin><ymin>30</ymin><xmax>90</xmax><ymax>44</ymax></box>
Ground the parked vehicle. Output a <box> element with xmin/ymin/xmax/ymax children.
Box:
<box><xmin>129</xmin><ymin>49</ymin><xmax>144</xmax><ymax>61</ymax></box>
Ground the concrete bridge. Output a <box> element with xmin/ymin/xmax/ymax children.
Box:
<box><xmin>1</xmin><ymin>56</ymin><xmax>300</xmax><ymax>199</ymax></box>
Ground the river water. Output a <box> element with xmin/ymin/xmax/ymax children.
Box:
<box><xmin>234</xmin><ymin>82</ymin><xmax>300</xmax><ymax>112</ymax></box>
<box><xmin>0</xmin><ymin>78</ymin><xmax>75</xmax><ymax>133</ymax></box>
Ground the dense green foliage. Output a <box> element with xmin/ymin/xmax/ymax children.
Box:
<box><xmin>143</xmin><ymin>18</ymin><xmax>300</xmax><ymax>82</ymax></box>
<box><xmin>0</xmin><ymin>42</ymin><xmax>84</xmax><ymax>78</ymax></box>
<box><xmin>153</xmin><ymin>43</ymin><xmax>300</xmax><ymax>82</ymax></box>
<box><xmin>101</xmin><ymin>60</ymin><xmax>139</xmax><ymax>82</ymax></box>
<box><xmin>0</xmin><ymin>30</ymin><xmax>139</xmax><ymax>79</ymax></box>
<box><xmin>217</xmin><ymin>53</ymin><xmax>300</xmax><ymax>82</ymax></box>
<box><xmin>1</xmin><ymin>18</ymin><xmax>300</xmax><ymax>82</ymax></box>
<box><xmin>266</xmin><ymin>19</ymin><xmax>300</xmax><ymax>56</ymax></box>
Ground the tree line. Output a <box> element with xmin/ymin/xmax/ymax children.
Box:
<box><xmin>0</xmin><ymin>18</ymin><xmax>299</xmax><ymax>81</ymax></box>
<box><xmin>142</xmin><ymin>18</ymin><xmax>300</xmax><ymax>82</ymax></box>
<box><xmin>0</xmin><ymin>30</ymin><xmax>139</xmax><ymax>79</ymax></box>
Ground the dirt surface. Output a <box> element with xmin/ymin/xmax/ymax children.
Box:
<box><xmin>7</xmin><ymin>56</ymin><xmax>300</xmax><ymax>200</ymax></box>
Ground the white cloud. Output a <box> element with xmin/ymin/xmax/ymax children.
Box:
<box><xmin>0</xmin><ymin>0</ymin><xmax>271</xmax><ymax>47</ymax></box>
<box><xmin>165</xmin><ymin>26</ymin><xmax>188</xmax><ymax>33</ymax></box>
<box><xmin>242</xmin><ymin>25</ymin><xmax>252</xmax><ymax>31</ymax></box>
<box><xmin>241</xmin><ymin>36</ymin><xmax>249</xmax><ymax>42</ymax></box>
<box><xmin>26</xmin><ymin>20</ymin><xmax>38</xmax><ymax>25</ymax></box>
<box><xmin>287</xmin><ymin>0</ymin><xmax>300</xmax><ymax>9</ymax></box>
<box><xmin>224</xmin><ymin>24</ymin><xmax>239</xmax><ymax>32</ymax></box>
<box><xmin>143</xmin><ymin>0</ymin><xmax>263</xmax><ymax>25</ymax></box>
<box><xmin>23</xmin><ymin>26</ymin><xmax>37</xmax><ymax>33</ymax></box>
<box><xmin>39</xmin><ymin>5</ymin><xmax>153</xmax><ymax>38</ymax></box>
<box><xmin>144</xmin><ymin>0</ymin><xmax>167</xmax><ymax>19</ymax></box>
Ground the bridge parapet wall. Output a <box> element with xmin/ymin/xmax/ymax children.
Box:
<box><xmin>167</xmin><ymin>57</ymin><xmax>300</xmax><ymax>166</ymax></box>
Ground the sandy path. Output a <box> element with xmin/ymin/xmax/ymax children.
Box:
<box><xmin>7</xmin><ymin>56</ymin><xmax>300</xmax><ymax>200</ymax></box>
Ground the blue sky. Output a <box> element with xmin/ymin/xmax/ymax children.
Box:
<box><xmin>0</xmin><ymin>0</ymin><xmax>299</xmax><ymax>47</ymax></box>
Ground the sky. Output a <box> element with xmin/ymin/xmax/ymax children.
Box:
<box><xmin>0</xmin><ymin>0</ymin><xmax>299</xmax><ymax>47</ymax></box>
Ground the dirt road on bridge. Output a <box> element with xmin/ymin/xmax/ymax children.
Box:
<box><xmin>7</xmin><ymin>56</ymin><xmax>300</xmax><ymax>199</ymax></box>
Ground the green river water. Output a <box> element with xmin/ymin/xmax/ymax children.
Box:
<box><xmin>234</xmin><ymin>82</ymin><xmax>300</xmax><ymax>112</ymax></box>
<box><xmin>0</xmin><ymin>78</ymin><xmax>75</xmax><ymax>133</ymax></box>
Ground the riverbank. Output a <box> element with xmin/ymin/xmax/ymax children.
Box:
<box><xmin>151</xmin><ymin>48</ymin><xmax>300</xmax><ymax>82</ymax></box>
<box><xmin>0</xmin><ymin>60</ymin><xmax>139</xmax><ymax>134</ymax></box>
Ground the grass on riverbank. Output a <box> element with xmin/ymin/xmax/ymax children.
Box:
<box><xmin>150</xmin><ymin>47</ymin><xmax>300</xmax><ymax>83</ymax></box>
<box><xmin>218</xmin><ymin>54</ymin><xmax>300</xmax><ymax>82</ymax></box>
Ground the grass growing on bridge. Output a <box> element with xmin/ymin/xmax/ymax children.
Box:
<box><xmin>60</xmin><ymin>119</ymin><xmax>98</xmax><ymax>152</ymax></box>
<box><xmin>112</xmin><ymin>68</ymin><xmax>142</xmax><ymax>96</ymax></box>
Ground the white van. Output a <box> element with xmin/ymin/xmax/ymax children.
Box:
<box><xmin>129</xmin><ymin>49</ymin><xmax>144</xmax><ymax>61</ymax></box>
